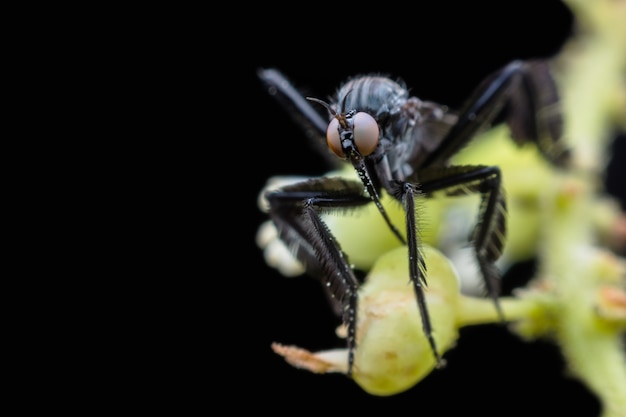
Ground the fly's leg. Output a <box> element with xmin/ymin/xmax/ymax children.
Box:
<box><xmin>423</xmin><ymin>60</ymin><xmax>570</xmax><ymax>168</ymax></box>
<box><xmin>391</xmin><ymin>181</ymin><xmax>444</xmax><ymax>367</ymax></box>
<box><xmin>257</xmin><ymin>68</ymin><xmax>339</xmax><ymax>165</ymax></box>
<box><xmin>265</xmin><ymin>177</ymin><xmax>373</xmax><ymax>377</ymax></box>
<box><xmin>418</xmin><ymin>165</ymin><xmax>507</xmax><ymax>320</ymax></box>
<box><xmin>257</xmin><ymin>68</ymin><xmax>328</xmax><ymax>137</ymax></box>
<box><xmin>387</xmin><ymin>170</ymin><xmax>503</xmax><ymax>368</ymax></box>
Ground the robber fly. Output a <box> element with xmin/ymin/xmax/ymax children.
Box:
<box><xmin>258</xmin><ymin>60</ymin><xmax>570</xmax><ymax>376</ymax></box>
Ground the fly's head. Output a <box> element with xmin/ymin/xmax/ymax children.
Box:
<box><xmin>307</xmin><ymin>95</ymin><xmax>380</xmax><ymax>164</ymax></box>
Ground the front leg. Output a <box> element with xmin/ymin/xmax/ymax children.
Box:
<box><xmin>390</xmin><ymin>181</ymin><xmax>445</xmax><ymax>368</ymax></box>
<box><xmin>265</xmin><ymin>176</ymin><xmax>372</xmax><ymax>376</ymax></box>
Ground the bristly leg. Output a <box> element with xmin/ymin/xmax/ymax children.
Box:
<box><xmin>398</xmin><ymin>180</ymin><xmax>445</xmax><ymax>367</ymax></box>
<box><xmin>418</xmin><ymin>164</ymin><xmax>507</xmax><ymax>321</ymax></box>
<box><xmin>304</xmin><ymin>203</ymin><xmax>359</xmax><ymax>375</ymax></box>
<box><xmin>265</xmin><ymin>178</ymin><xmax>373</xmax><ymax>376</ymax></box>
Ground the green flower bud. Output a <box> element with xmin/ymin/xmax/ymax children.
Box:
<box><xmin>352</xmin><ymin>244</ymin><xmax>460</xmax><ymax>395</ymax></box>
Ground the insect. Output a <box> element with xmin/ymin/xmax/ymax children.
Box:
<box><xmin>258</xmin><ymin>60</ymin><xmax>570</xmax><ymax>376</ymax></box>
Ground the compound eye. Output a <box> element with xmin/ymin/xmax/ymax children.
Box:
<box><xmin>353</xmin><ymin>112</ymin><xmax>379</xmax><ymax>156</ymax></box>
<box><xmin>326</xmin><ymin>118</ymin><xmax>344</xmax><ymax>158</ymax></box>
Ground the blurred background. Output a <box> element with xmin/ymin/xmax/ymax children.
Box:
<box><xmin>234</xmin><ymin>2</ymin><xmax>625</xmax><ymax>415</ymax></box>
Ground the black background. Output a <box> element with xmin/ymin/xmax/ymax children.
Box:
<box><xmin>211</xmin><ymin>2</ymin><xmax>625</xmax><ymax>415</ymax></box>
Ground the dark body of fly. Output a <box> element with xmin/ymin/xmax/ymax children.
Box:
<box><xmin>259</xmin><ymin>60</ymin><xmax>570</xmax><ymax>376</ymax></box>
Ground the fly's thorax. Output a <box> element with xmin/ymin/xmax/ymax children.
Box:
<box><xmin>333</xmin><ymin>76</ymin><xmax>409</xmax><ymax>121</ymax></box>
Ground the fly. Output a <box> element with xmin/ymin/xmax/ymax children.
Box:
<box><xmin>258</xmin><ymin>60</ymin><xmax>570</xmax><ymax>376</ymax></box>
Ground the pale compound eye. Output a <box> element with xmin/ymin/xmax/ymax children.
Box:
<box><xmin>326</xmin><ymin>117</ymin><xmax>344</xmax><ymax>158</ymax></box>
<box><xmin>353</xmin><ymin>112</ymin><xmax>379</xmax><ymax>156</ymax></box>
<box><xmin>326</xmin><ymin>113</ymin><xmax>379</xmax><ymax>158</ymax></box>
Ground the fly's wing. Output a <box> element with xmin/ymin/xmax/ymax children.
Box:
<box><xmin>402</xmin><ymin>98</ymin><xmax>458</xmax><ymax>169</ymax></box>
<box><xmin>258</xmin><ymin>68</ymin><xmax>343</xmax><ymax>169</ymax></box>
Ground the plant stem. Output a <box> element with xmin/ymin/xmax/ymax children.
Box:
<box><xmin>536</xmin><ymin>1</ymin><xmax>626</xmax><ymax>415</ymax></box>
